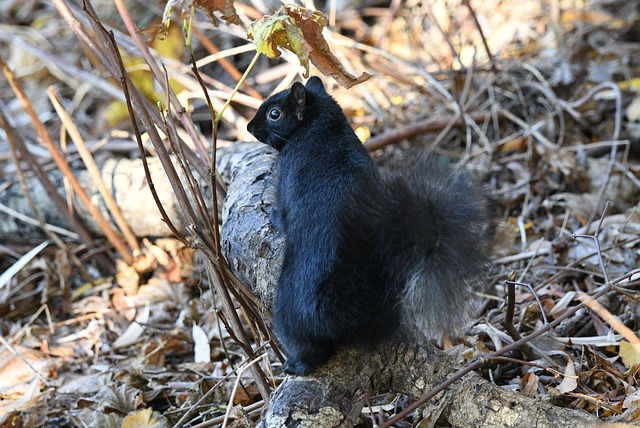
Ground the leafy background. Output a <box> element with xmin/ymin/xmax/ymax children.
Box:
<box><xmin>0</xmin><ymin>0</ymin><xmax>639</xmax><ymax>426</ymax></box>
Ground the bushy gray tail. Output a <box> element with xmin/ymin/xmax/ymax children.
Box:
<box><xmin>379</xmin><ymin>154</ymin><xmax>493</xmax><ymax>338</ymax></box>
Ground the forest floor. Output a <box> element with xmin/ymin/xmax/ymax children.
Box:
<box><xmin>0</xmin><ymin>0</ymin><xmax>639</xmax><ymax>426</ymax></box>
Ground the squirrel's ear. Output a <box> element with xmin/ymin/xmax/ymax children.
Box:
<box><xmin>290</xmin><ymin>82</ymin><xmax>306</xmax><ymax>120</ymax></box>
<box><xmin>305</xmin><ymin>76</ymin><xmax>325</xmax><ymax>93</ymax></box>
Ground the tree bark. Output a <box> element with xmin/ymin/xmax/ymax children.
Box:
<box><xmin>218</xmin><ymin>142</ymin><xmax>605</xmax><ymax>427</ymax></box>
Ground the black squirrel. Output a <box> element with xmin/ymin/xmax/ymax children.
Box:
<box><xmin>247</xmin><ymin>76</ymin><xmax>492</xmax><ymax>375</ymax></box>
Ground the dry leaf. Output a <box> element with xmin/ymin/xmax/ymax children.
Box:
<box><xmin>247</xmin><ymin>7</ymin><xmax>316</xmax><ymax>71</ymax></box>
<box><xmin>247</xmin><ymin>5</ymin><xmax>371</xmax><ymax>88</ymax></box>
<box><xmin>0</xmin><ymin>241</ymin><xmax>48</xmax><ymax>290</ymax></box>
<box><xmin>58</xmin><ymin>372</ymin><xmax>112</xmax><ymax>395</ymax></box>
<box><xmin>91</xmin><ymin>413</ymin><xmax>120</xmax><ymax>428</ymax></box>
<box><xmin>498</xmin><ymin>136</ymin><xmax>527</xmax><ymax>152</ymax></box>
<box><xmin>562</xmin><ymin>10</ymin><xmax>627</xmax><ymax>28</ymax></box>
<box><xmin>112</xmin><ymin>288</ymin><xmax>137</xmax><ymax>322</ymax></box>
<box><xmin>113</xmin><ymin>305</ymin><xmax>150</xmax><ymax>349</ymax></box>
<box><xmin>619</xmin><ymin>77</ymin><xmax>640</xmax><ymax>91</ymax></box>
<box><xmin>116</xmin><ymin>259</ymin><xmax>141</xmax><ymax>296</ymax></box>
<box><xmin>521</xmin><ymin>372</ymin><xmax>540</xmax><ymax>395</ymax></box>
<box><xmin>226</xmin><ymin>403</ymin><xmax>255</xmax><ymax>426</ymax></box>
<box><xmin>81</xmin><ymin>385</ymin><xmax>144</xmax><ymax>414</ymax></box>
<box><xmin>101</xmin><ymin>23</ymin><xmax>186</xmax><ymax>130</ymax></box>
<box><xmin>194</xmin><ymin>0</ymin><xmax>240</xmax><ymax>25</ymax></box>
<box><xmin>0</xmin><ymin>374</ymin><xmax>46</xmax><ymax>416</ymax></box>
<box><xmin>627</xmin><ymin>95</ymin><xmax>640</xmax><ymax>122</ymax></box>
<box><xmin>620</xmin><ymin>341</ymin><xmax>640</xmax><ymax>368</ymax></box>
<box><xmin>232</xmin><ymin>383</ymin><xmax>260</xmax><ymax>406</ymax></box>
<box><xmin>623</xmin><ymin>388</ymin><xmax>640</xmax><ymax>409</ymax></box>
<box><xmin>155</xmin><ymin>0</ymin><xmax>239</xmax><ymax>32</ymax></box>
<box><xmin>0</xmin><ymin>344</ymin><xmax>58</xmax><ymax>398</ymax></box>
<box><xmin>122</xmin><ymin>408</ymin><xmax>167</xmax><ymax>428</ymax></box>
<box><xmin>556</xmin><ymin>357</ymin><xmax>578</xmax><ymax>393</ymax></box>
<box><xmin>192</xmin><ymin>324</ymin><xmax>211</xmax><ymax>363</ymax></box>
<box><xmin>354</xmin><ymin>126</ymin><xmax>370</xmax><ymax>143</ymax></box>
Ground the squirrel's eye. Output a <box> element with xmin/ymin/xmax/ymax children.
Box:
<box><xmin>267</xmin><ymin>108</ymin><xmax>282</xmax><ymax>121</ymax></box>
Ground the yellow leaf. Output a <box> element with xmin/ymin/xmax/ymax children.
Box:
<box><xmin>620</xmin><ymin>340</ymin><xmax>640</xmax><ymax>368</ymax></box>
<box><xmin>248</xmin><ymin>9</ymin><xmax>311</xmax><ymax>70</ymax></box>
<box><xmin>150</xmin><ymin>21</ymin><xmax>185</xmax><ymax>60</ymax></box>
<box><xmin>100</xmin><ymin>23</ymin><xmax>187</xmax><ymax>128</ymax></box>
<box><xmin>355</xmin><ymin>126</ymin><xmax>370</xmax><ymax>143</ymax></box>
<box><xmin>390</xmin><ymin>96</ymin><xmax>403</xmax><ymax>105</ymax></box>
<box><xmin>498</xmin><ymin>136</ymin><xmax>527</xmax><ymax>152</ymax></box>
<box><xmin>247</xmin><ymin>5</ymin><xmax>371</xmax><ymax>89</ymax></box>
<box><xmin>122</xmin><ymin>408</ymin><xmax>167</xmax><ymax>428</ymax></box>
<box><xmin>619</xmin><ymin>78</ymin><xmax>640</xmax><ymax>91</ymax></box>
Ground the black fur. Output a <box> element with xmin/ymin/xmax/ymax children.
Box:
<box><xmin>247</xmin><ymin>76</ymin><xmax>492</xmax><ymax>375</ymax></box>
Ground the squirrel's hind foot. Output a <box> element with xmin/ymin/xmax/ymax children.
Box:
<box><xmin>282</xmin><ymin>343</ymin><xmax>334</xmax><ymax>376</ymax></box>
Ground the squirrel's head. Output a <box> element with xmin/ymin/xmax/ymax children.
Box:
<box><xmin>247</xmin><ymin>77</ymin><xmax>326</xmax><ymax>150</ymax></box>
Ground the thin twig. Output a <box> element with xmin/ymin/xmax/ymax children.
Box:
<box><xmin>0</xmin><ymin>27</ymin><xmax>124</xmax><ymax>100</ymax></box>
<box><xmin>4</xmin><ymin>119</ymin><xmax>95</xmax><ymax>284</ymax></box>
<box><xmin>364</xmin><ymin>111</ymin><xmax>491</xmax><ymax>151</ymax></box>
<box><xmin>112</xmin><ymin>0</ymin><xmax>210</xmax><ymax>166</ymax></box>
<box><xmin>381</xmin><ymin>202</ymin><xmax>620</xmax><ymax>427</ymax></box>
<box><xmin>79</xmin><ymin>1</ymin><xmax>203</xmax><ymax>232</ymax></box>
<box><xmin>110</xmin><ymin>34</ymin><xmax>190</xmax><ymax>248</ymax></box>
<box><xmin>221</xmin><ymin>353</ymin><xmax>268</xmax><ymax>428</ymax></box>
<box><xmin>574</xmin><ymin>201</ymin><xmax>612</xmax><ymax>284</ymax></box>
<box><xmin>485</xmin><ymin>356</ymin><xmax>561</xmax><ymax>376</ymax></box>
<box><xmin>191</xmin><ymin>26</ymin><xmax>262</xmax><ymax>100</ymax></box>
<box><xmin>506</xmin><ymin>280</ymin><xmax>549</xmax><ymax>325</ymax></box>
<box><xmin>0</xmin><ymin>57</ymin><xmax>134</xmax><ymax>264</ymax></box>
<box><xmin>462</xmin><ymin>0</ymin><xmax>496</xmax><ymax>71</ymax></box>
<box><xmin>48</xmin><ymin>87</ymin><xmax>141</xmax><ymax>255</ymax></box>
<box><xmin>575</xmin><ymin>289</ymin><xmax>640</xmax><ymax>345</ymax></box>
<box><xmin>0</xmin><ymin>202</ymin><xmax>78</xmax><ymax>240</ymax></box>
<box><xmin>0</xmin><ymin>335</ymin><xmax>50</xmax><ymax>386</ymax></box>
<box><xmin>0</xmin><ymin>98</ymin><xmax>112</xmax><ymax>271</ymax></box>
<box><xmin>171</xmin><ymin>360</ymin><xmax>265</xmax><ymax>428</ymax></box>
